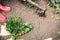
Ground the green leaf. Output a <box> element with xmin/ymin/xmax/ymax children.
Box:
<box><xmin>24</xmin><ymin>22</ymin><xmax>29</xmax><ymax>26</ymax></box>
<box><xmin>50</xmin><ymin>0</ymin><xmax>60</xmax><ymax>14</ymax></box>
<box><xmin>18</xmin><ymin>0</ymin><xmax>24</xmax><ymax>3</ymax></box>
<box><xmin>24</xmin><ymin>28</ymin><xmax>30</xmax><ymax>33</ymax></box>
<box><xmin>21</xmin><ymin>31</ymin><xmax>25</xmax><ymax>34</ymax></box>
<box><xmin>6</xmin><ymin>15</ymin><xmax>33</xmax><ymax>40</ymax></box>
<box><xmin>29</xmin><ymin>25</ymin><xmax>32</xmax><ymax>29</ymax></box>
<box><xmin>25</xmin><ymin>2</ymin><xmax>33</xmax><ymax>8</ymax></box>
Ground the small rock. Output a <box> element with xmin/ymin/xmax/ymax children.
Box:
<box><xmin>44</xmin><ymin>38</ymin><xmax>52</xmax><ymax>40</ymax></box>
<box><xmin>56</xmin><ymin>17</ymin><xmax>60</xmax><ymax>20</ymax></box>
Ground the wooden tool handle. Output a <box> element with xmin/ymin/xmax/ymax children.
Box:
<box><xmin>27</xmin><ymin>0</ymin><xmax>46</xmax><ymax>10</ymax></box>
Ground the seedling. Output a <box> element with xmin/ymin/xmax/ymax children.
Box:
<box><xmin>50</xmin><ymin>0</ymin><xmax>60</xmax><ymax>14</ymax></box>
<box><xmin>19</xmin><ymin>0</ymin><xmax>33</xmax><ymax>8</ymax></box>
<box><xmin>6</xmin><ymin>15</ymin><xmax>32</xmax><ymax>40</ymax></box>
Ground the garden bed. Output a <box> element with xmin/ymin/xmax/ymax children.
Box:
<box><xmin>0</xmin><ymin>0</ymin><xmax>60</xmax><ymax>40</ymax></box>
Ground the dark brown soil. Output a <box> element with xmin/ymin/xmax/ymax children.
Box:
<box><xmin>1</xmin><ymin>0</ymin><xmax>60</xmax><ymax>40</ymax></box>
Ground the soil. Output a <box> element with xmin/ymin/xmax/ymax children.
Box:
<box><xmin>1</xmin><ymin>0</ymin><xmax>60</xmax><ymax>40</ymax></box>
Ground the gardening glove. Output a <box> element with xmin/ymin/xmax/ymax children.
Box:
<box><xmin>0</xmin><ymin>13</ymin><xmax>6</xmax><ymax>22</ymax></box>
<box><xmin>0</xmin><ymin>4</ymin><xmax>11</xmax><ymax>12</ymax></box>
<box><xmin>0</xmin><ymin>0</ymin><xmax>1</xmax><ymax>3</ymax></box>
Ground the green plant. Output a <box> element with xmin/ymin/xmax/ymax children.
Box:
<box><xmin>18</xmin><ymin>0</ymin><xmax>33</xmax><ymax>8</ymax></box>
<box><xmin>6</xmin><ymin>15</ymin><xmax>32</xmax><ymax>40</ymax></box>
<box><xmin>25</xmin><ymin>2</ymin><xmax>33</xmax><ymax>8</ymax></box>
<box><xmin>50</xmin><ymin>0</ymin><xmax>60</xmax><ymax>14</ymax></box>
<box><xmin>18</xmin><ymin>0</ymin><xmax>24</xmax><ymax>3</ymax></box>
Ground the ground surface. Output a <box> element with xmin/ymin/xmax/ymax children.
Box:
<box><xmin>1</xmin><ymin>0</ymin><xmax>60</xmax><ymax>40</ymax></box>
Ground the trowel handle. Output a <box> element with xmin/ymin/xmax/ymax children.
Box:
<box><xmin>27</xmin><ymin>0</ymin><xmax>45</xmax><ymax>10</ymax></box>
<box><xmin>27</xmin><ymin>0</ymin><xmax>39</xmax><ymax>7</ymax></box>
